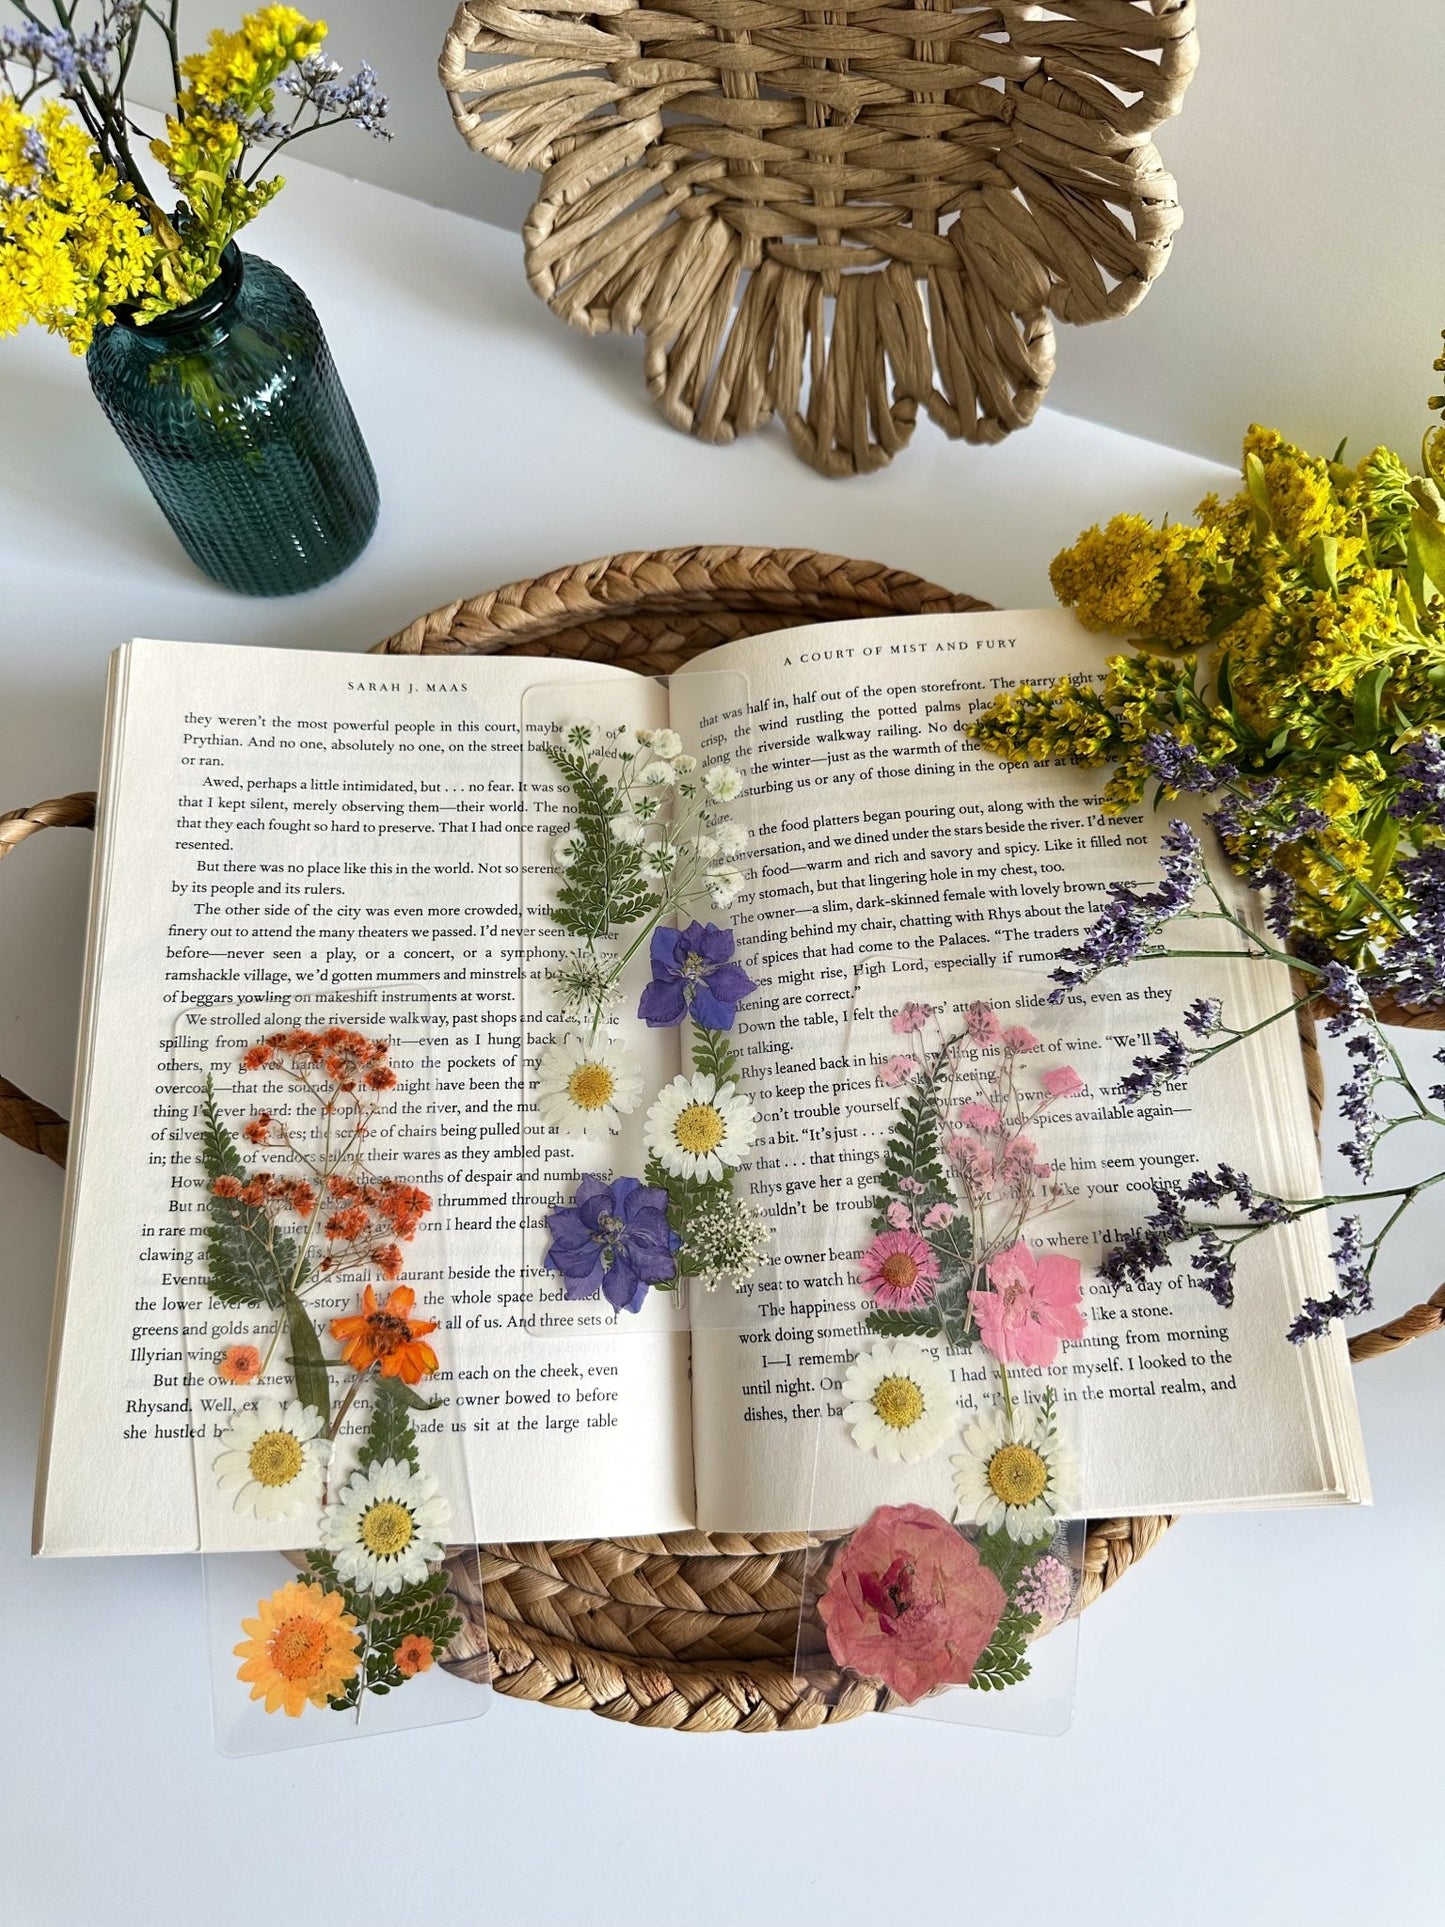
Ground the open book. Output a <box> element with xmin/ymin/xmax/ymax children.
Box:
<box><xmin>35</xmin><ymin>610</ymin><xmax>1368</xmax><ymax>1556</ymax></box>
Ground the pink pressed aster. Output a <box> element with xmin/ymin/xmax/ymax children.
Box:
<box><xmin>1040</xmin><ymin>1065</ymin><xmax>1085</xmax><ymax>1099</ymax></box>
<box><xmin>964</xmin><ymin>1002</ymin><xmax>1003</xmax><ymax>1047</ymax></box>
<box><xmin>969</xmin><ymin>1238</ymin><xmax>1085</xmax><ymax>1368</ymax></box>
<box><xmin>877</xmin><ymin>1054</ymin><xmax>917</xmax><ymax>1087</ymax></box>
<box><xmin>958</xmin><ymin>1100</ymin><xmax>1004</xmax><ymax>1134</ymax></box>
<box><xmin>1002</xmin><ymin>1024</ymin><xmax>1041</xmax><ymax>1052</ymax></box>
<box><xmin>818</xmin><ymin>1504</ymin><xmax>1006</xmax><ymax>1704</ymax></box>
<box><xmin>891</xmin><ymin>1002</ymin><xmax>933</xmax><ymax>1035</ymax></box>
<box><xmin>859</xmin><ymin>1228</ymin><xmax>940</xmax><ymax>1311</ymax></box>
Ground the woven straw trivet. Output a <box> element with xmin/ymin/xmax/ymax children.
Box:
<box><xmin>439</xmin><ymin>2</ymin><xmax>1198</xmax><ymax>476</ymax></box>
<box><xmin>6</xmin><ymin>544</ymin><xmax>1443</xmax><ymax>1733</ymax></box>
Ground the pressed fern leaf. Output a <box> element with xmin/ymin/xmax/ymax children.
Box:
<box><xmin>691</xmin><ymin>1025</ymin><xmax>740</xmax><ymax>1087</ymax></box>
<box><xmin>200</xmin><ymin>1076</ymin><xmax>303</xmax><ymax>1310</ymax></box>
<box><xmin>543</xmin><ymin>742</ymin><xmax>658</xmax><ymax>939</ymax></box>
<box><xmin>362</xmin><ymin>1376</ymin><xmax>420</xmax><ymax>1473</ymax></box>
<box><xmin>969</xmin><ymin>1601</ymin><xmax>1039</xmax><ymax>1690</ymax></box>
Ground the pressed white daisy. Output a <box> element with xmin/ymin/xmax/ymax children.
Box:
<box><xmin>319</xmin><ymin>1456</ymin><xmax>451</xmax><ymax>1595</ymax></box>
<box><xmin>609</xmin><ymin>812</ymin><xmax>646</xmax><ymax>847</ymax></box>
<box><xmin>641</xmin><ymin>759</ymin><xmax>678</xmax><ymax>788</ymax></box>
<box><xmin>553</xmin><ymin>830</ymin><xmax>584</xmax><ymax>872</ymax></box>
<box><xmin>703</xmin><ymin>763</ymin><xmax>744</xmax><ymax>801</ymax></box>
<box><xmin>649</xmin><ymin>728</ymin><xmax>684</xmax><ymax>760</ymax></box>
<box><xmin>214</xmin><ymin>1397</ymin><xmax>329</xmax><ymax>1522</ymax></box>
<box><xmin>645</xmin><ymin>1072</ymin><xmax>759</xmax><ymax>1182</ymax></box>
<box><xmin>706</xmin><ymin>865</ymin><xmax>745</xmax><ymax>908</ymax></box>
<box><xmin>535</xmin><ymin>1034</ymin><xmax>643</xmax><ymax>1138</ymax></box>
<box><xmin>712</xmin><ymin>818</ymin><xmax>747</xmax><ymax>857</ymax></box>
<box><xmin>952</xmin><ymin>1401</ymin><xmax>1079</xmax><ymax>1543</ymax></box>
<box><xmin>640</xmin><ymin>839</ymin><xmax>680</xmax><ymax>882</ymax></box>
<box><xmin>842</xmin><ymin>1341</ymin><xmax>957</xmax><ymax>1464</ymax></box>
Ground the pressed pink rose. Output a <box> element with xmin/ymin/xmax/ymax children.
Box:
<box><xmin>958</xmin><ymin>1100</ymin><xmax>1004</xmax><ymax>1134</ymax></box>
<box><xmin>969</xmin><ymin>1238</ymin><xmax>1085</xmax><ymax>1367</ymax></box>
<box><xmin>922</xmin><ymin>1202</ymin><xmax>955</xmax><ymax>1229</ymax></box>
<box><xmin>878</xmin><ymin>1054</ymin><xmax>916</xmax><ymax>1088</ymax></box>
<box><xmin>1040</xmin><ymin>1065</ymin><xmax>1085</xmax><ymax>1099</ymax></box>
<box><xmin>886</xmin><ymin>1200</ymin><xmax>911</xmax><ymax>1230</ymax></box>
<box><xmin>819</xmin><ymin>1504</ymin><xmax>1006</xmax><ymax>1704</ymax></box>
<box><xmin>1002</xmin><ymin>1024</ymin><xmax>1041</xmax><ymax>1052</ymax></box>
<box><xmin>859</xmin><ymin>1228</ymin><xmax>940</xmax><ymax>1310</ymax></box>
<box><xmin>964</xmin><ymin>1002</ymin><xmax>1003</xmax><ymax>1047</ymax></box>
<box><xmin>891</xmin><ymin>1002</ymin><xmax>933</xmax><ymax>1035</ymax></box>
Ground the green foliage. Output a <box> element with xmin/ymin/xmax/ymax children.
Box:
<box><xmin>644</xmin><ymin>1155</ymin><xmax>732</xmax><ymax>1278</ymax></box>
<box><xmin>282</xmin><ymin>1288</ymin><xmax>330</xmax><ymax>1429</ymax></box>
<box><xmin>868</xmin><ymin>1069</ymin><xmax>974</xmax><ymax>1331</ymax></box>
<box><xmin>864</xmin><ymin>1306</ymin><xmax>942</xmax><ymax>1341</ymax></box>
<box><xmin>199</xmin><ymin>1075</ymin><xmax>301</xmax><ymax>1310</ymax></box>
<box><xmin>870</xmin><ymin>1073</ymin><xmax>949</xmax><ymax>1233</ymax></box>
<box><xmin>691</xmin><ymin>1025</ymin><xmax>740</xmax><ymax>1088</ymax></box>
<box><xmin>969</xmin><ymin>1601</ymin><xmax>1039</xmax><ymax>1692</ymax></box>
<box><xmin>976</xmin><ymin>1525</ymin><xmax>1054</xmax><ymax>1598</ymax></box>
<box><xmin>303</xmin><ymin>1550</ymin><xmax>463</xmax><ymax>1708</ymax></box>
<box><xmin>361</xmin><ymin>1375</ymin><xmax>420</xmax><ymax>1473</ymax></box>
<box><xmin>543</xmin><ymin>742</ymin><xmax>658</xmax><ymax>940</ymax></box>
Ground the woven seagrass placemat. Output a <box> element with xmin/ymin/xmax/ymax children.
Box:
<box><xmin>6</xmin><ymin>545</ymin><xmax>1441</xmax><ymax>1732</ymax></box>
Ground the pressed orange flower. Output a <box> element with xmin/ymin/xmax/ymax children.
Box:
<box><xmin>331</xmin><ymin>1283</ymin><xmax>439</xmax><ymax>1384</ymax></box>
<box><xmin>242</xmin><ymin>1113</ymin><xmax>272</xmax><ymax>1145</ymax></box>
<box><xmin>234</xmin><ymin>1579</ymin><xmax>361</xmax><ymax>1717</ymax></box>
<box><xmin>394</xmin><ymin>1633</ymin><xmax>434</xmax><ymax>1677</ymax></box>
<box><xmin>217</xmin><ymin>1343</ymin><xmax>263</xmax><ymax>1385</ymax></box>
<box><xmin>211</xmin><ymin>1174</ymin><xmax>243</xmax><ymax>1200</ymax></box>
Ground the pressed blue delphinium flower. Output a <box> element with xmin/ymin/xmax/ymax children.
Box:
<box><xmin>1050</xmin><ymin>819</ymin><xmax>1203</xmax><ymax>998</ymax></box>
<box><xmin>637</xmin><ymin>921</ymin><xmax>757</xmax><ymax>1030</ymax></box>
<box><xmin>544</xmin><ymin>1174</ymin><xmax>680</xmax><ymax>1314</ymax></box>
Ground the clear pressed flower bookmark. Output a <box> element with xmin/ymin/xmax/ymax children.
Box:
<box><xmin>516</xmin><ymin>671</ymin><xmax>770</xmax><ymax>1339</ymax></box>
<box><xmin>790</xmin><ymin>966</ymin><xmax>1106</xmax><ymax>1734</ymax></box>
<box><xmin>168</xmin><ymin>992</ymin><xmax>490</xmax><ymax>1753</ymax></box>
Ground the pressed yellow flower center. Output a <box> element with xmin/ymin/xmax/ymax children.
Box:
<box><xmin>248</xmin><ymin>1429</ymin><xmax>305</xmax><ymax>1488</ymax></box>
<box><xmin>871</xmin><ymin>1374</ymin><xmax>926</xmax><ymax>1430</ymax></box>
<box><xmin>359</xmin><ymin>1499</ymin><xmax>415</xmax><ymax>1559</ymax></box>
<box><xmin>675</xmin><ymin>1102</ymin><xmax>725</xmax><ymax>1154</ymax></box>
<box><xmin>269</xmin><ymin>1615</ymin><xmax>329</xmax><ymax>1681</ymax></box>
<box><xmin>567</xmin><ymin>1062</ymin><xmax>615</xmax><ymax>1111</ymax></box>
<box><xmin>987</xmin><ymin>1443</ymin><xmax>1049</xmax><ymax>1507</ymax></box>
<box><xmin>880</xmin><ymin>1252</ymin><xmax>919</xmax><ymax>1289</ymax></box>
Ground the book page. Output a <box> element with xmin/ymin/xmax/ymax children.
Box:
<box><xmin>36</xmin><ymin>640</ymin><xmax>695</xmax><ymax>1555</ymax></box>
<box><xmin>672</xmin><ymin>611</ymin><xmax>1367</xmax><ymax>1529</ymax></box>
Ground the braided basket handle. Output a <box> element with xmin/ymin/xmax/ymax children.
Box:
<box><xmin>0</xmin><ymin>787</ymin><xmax>1440</xmax><ymax>1357</ymax></box>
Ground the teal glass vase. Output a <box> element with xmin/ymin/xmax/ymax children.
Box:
<box><xmin>86</xmin><ymin>245</ymin><xmax>379</xmax><ymax>597</ymax></box>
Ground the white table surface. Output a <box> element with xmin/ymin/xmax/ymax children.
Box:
<box><xmin>3</xmin><ymin>155</ymin><xmax>1442</xmax><ymax>1927</ymax></box>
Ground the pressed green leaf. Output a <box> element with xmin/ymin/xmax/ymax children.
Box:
<box><xmin>200</xmin><ymin>1078</ymin><xmax>304</xmax><ymax>1310</ymax></box>
<box><xmin>969</xmin><ymin>1601</ymin><xmax>1039</xmax><ymax>1691</ymax></box>
<box><xmin>691</xmin><ymin>1026</ymin><xmax>740</xmax><ymax>1088</ymax></box>
<box><xmin>361</xmin><ymin>1374</ymin><xmax>419</xmax><ymax>1472</ymax></box>
<box><xmin>283</xmin><ymin>1289</ymin><xmax>330</xmax><ymax>1427</ymax></box>
<box><xmin>543</xmin><ymin>743</ymin><xmax>658</xmax><ymax>940</ymax></box>
<box><xmin>1352</xmin><ymin>663</ymin><xmax>1390</xmax><ymax>747</ymax></box>
<box><xmin>975</xmin><ymin>1525</ymin><xmax>1054</xmax><ymax>1596</ymax></box>
<box><xmin>863</xmin><ymin>1306</ymin><xmax>943</xmax><ymax>1341</ymax></box>
<box><xmin>1410</xmin><ymin>502</ymin><xmax>1445</xmax><ymax>600</ymax></box>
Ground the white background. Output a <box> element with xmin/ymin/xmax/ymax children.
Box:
<box><xmin>2</xmin><ymin>72</ymin><xmax>1444</xmax><ymax>1927</ymax></box>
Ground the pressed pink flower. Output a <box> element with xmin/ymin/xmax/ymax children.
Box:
<box><xmin>891</xmin><ymin>1002</ymin><xmax>933</xmax><ymax>1035</ymax></box>
<box><xmin>1040</xmin><ymin>1065</ymin><xmax>1085</xmax><ymax>1099</ymax></box>
<box><xmin>818</xmin><ymin>1504</ymin><xmax>1006</xmax><ymax>1704</ymax></box>
<box><xmin>1000</xmin><ymin>1134</ymin><xmax>1044</xmax><ymax>1184</ymax></box>
<box><xmin>1002</xmin><ymin>1025</ymin><xmax>1041</xmax><ymax>1052</ymax></box>
<box><xmin>958</xmin><ymin>1101</ymin><xmax>1004</xmax><ymax>1134</ymax></box>
<box><xmin>886</xmin><ymin>1200</ymin><xmax>911</xmax><ymax>1230</ymax></box>
<box><xmin>969</xmin><ymin>1238</ymin><xmax>1085</xmax><ymax>1368</ymax></box>
<box><xmin>922</xmin><ymin>1202</ymin><xmax>955</xmax><ymax>1229</ymax></box>
<box><xmin>1015</xmin><ymin>1555</ymin><xmax>1072</xmax><ymax>1630</ymax></box>
<box><xmin>898</xmin><ymin>1176</ymin><xmax>924</xmax><ymax>1196</ymax></box>
<box><xmin>964</xmin><ymin>1002</ymin><xmax>1003</xmax><ymax>1047</ymax></box>
<box><xmin>877</xmin><ymin>1054</ymin><xmax>916</xmax><ymax>1087</ymax></box>
<box><xmin>860</xmin><ymin>1229</ymin><xmax>940</xmax><ymax>1311</ymax></box>
<box><xmin>946</xmin><ymin>1134</ymin><xmax>995</xmax><ymax>1190</ymax></box>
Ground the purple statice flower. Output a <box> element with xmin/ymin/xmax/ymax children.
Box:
<box><xmin>1288</xmin><ymin>1216</ymin><xmax>1373</xmax><ymax>1343</ymax></box>
<box><xmin>19</xmin><ymin>124</ymin><xmax>47</xmax><ymax>173</ymax></box>
<box><xmin>1183</xmin><ymin>996</ymin><xmax>1223</xmax><ymax>1037</ymax></box>
<box><xmin>1389</xmin><ymin>731</ymin><xmax>1445</xmax><ymax>828</ymax></box>
<box><xmin>544</xmin><ymin>1174</ymin><xmax>679</xmax><ymax>1314</ymax></box>
<box><xmin>1317</xmin><ymin>959</ymin><xmax>1370</xmax><ymax>1037</ymax></box>
<box><xmin>280</xmin><ymin>53</ymin><xmax>394</xmax><ymax>137</ymax></box>
<box><xmin>1141</xmin><ymin>732</ymin><xmax>1236</xmax><ymax>794</ymax></box>
<box><xmin>1014</xmin><ymin>1555</ymin><xmax>1072</xmax><ymax>1623</ymax></box>
<box><xmin>1179</xmin><ymin>1163</ymin><xmax>1289</xmax><ymax>1224</ymax></box>
<box><xmin>1119</xmin><ymin>1027</ymin><xmax>1191</xmax><ymax>1103</ymax></box>
<box><xmin>1050</xmin><ymin>820</ymin><xmax>1203</xmax><ymax>998</ymax></box>
<box><xmin>638</xmin><ymin>921</ymin><xmax>756</xmax><ymax>1031</ymax></box>
<box><xmin>1189</xmin><ymin>1228</ymin><xmax>1236</xmax><ymax>1307</ymax></box>
<box><xmin>1365</xmin><ymin>848</ymin><xmax>1445</xmax><ymax>1008</ymax></box>
<box><xmin>1098</xmin><ymin>1184</ymin><xmax>1189</xmax><ymax>1289</ymax></box>
<box><xmin>1337</xmin><ymin>1030</ymin><xmax>1387</xmax><ymax>1180</ymax></box>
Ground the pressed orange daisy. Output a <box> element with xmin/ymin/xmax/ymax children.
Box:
<box><xmin>330</xmin><ymin>1283</ymin><xmax>439</xmax><ymax>1384</ymax></box>
<box><xmin>217</xmin><ymin>1343</ymin><xmax>263</xmax><ymax>1385</ymax></box>
<box><xmin>394</xmin><ymin>1633</ymin><xmax>435</xmax><ymax>1677</ymax></box>
<box><xmin>234</xmin><ymin>1579</ymin><xmax>361</xmax><ymax>1717</ymax></box>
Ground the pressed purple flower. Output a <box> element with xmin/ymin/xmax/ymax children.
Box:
<box><xmin>1050</xmin><ymin>821</ymin><xmax>1202</xmax><ymax>998</ymax></box>
<box><xmin>1183</xmin><ymin>996</ymin><xmax>1223</xmax><ymax>1037</ymax></box>
<box><xmin>1119</xmin><ymin>1028</ymin><xmax>1190</xmax><ymax>1103</ymax></box>
<box><xmin>544</xmin><ymin>1174</ymin><xmax>680</xmax><ymax>1314</ymax></box>
<box><xmin>1389</xmin><ymin>732</ymin><xmax>1445</xmax><ymax>828</ymax></box>
<box><xmin>637</xmin><ymin>921</ymin><xmax>757</xmax><ymax>1031</ymax></box>
<box><xmin>1141</xmin><ymin>732</ymin><xmax>1235</xmax><ymax>794</ymax></box>
<box><xmin>1366</xmin><ymin>849</ymin><xmax>1445</xmax><ymax>1008</ymax></box>
<box><xmin>1288</xmin><ymin>1216</ymin><xmax>1373</xmax><ymax>1343</ymax></box>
